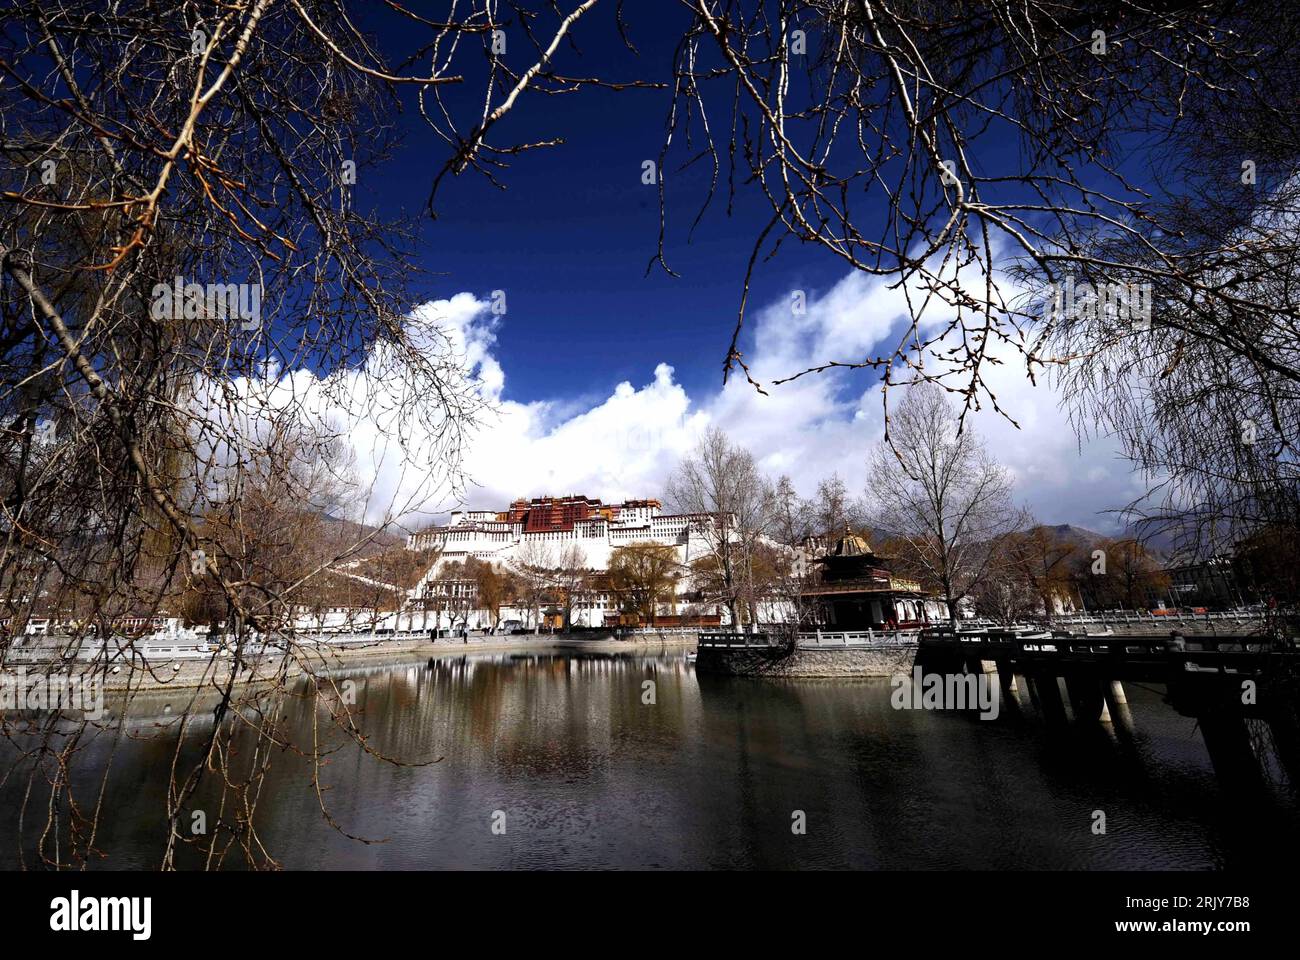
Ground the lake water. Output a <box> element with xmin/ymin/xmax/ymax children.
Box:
<box><xmin>2</xmin><ymin>650</ymin><xmax>1297</xmax><ymax>869</ymax></box>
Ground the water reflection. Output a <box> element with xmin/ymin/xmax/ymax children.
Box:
<box><xmin>1</xmin><ymin>652</ymin><xmax>1296</xmax><ymax>869</ymax></box>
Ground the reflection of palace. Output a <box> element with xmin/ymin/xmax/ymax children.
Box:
<box><xmin>802</xmin><ymin>533</ymin><xmax>949</xmax><ymax>629</ymax></box>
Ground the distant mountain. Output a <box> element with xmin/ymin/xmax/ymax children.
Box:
<box><xmin>1034</xmin><ymin>523</ymin><xmax>1110</xmax><ymax>549</ymax></box>
<box><xmin>1118</xmin><ymin>523</ymin><xmax>1182</xmax><ymax>561</ymax></box>
<box><xmin>1031</xmin><ymin>522</ymin><xmax>1191</xmax><ymax>563</ymax></box>
<box><xmin>319</xmin><ymin>514</ymin><xmax>405</xmax><ymax>558</ymax></box>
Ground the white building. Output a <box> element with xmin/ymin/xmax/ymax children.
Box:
<box><xmin>405</xmin><ymin>497</ymin><xmax>719</xmax><ymax>575</ymax></box>
<box><xmin>400</xmin><ymin>496</ymin><xmax>733</xmax><ymax>630</ymax></box>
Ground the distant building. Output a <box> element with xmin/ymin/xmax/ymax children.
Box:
<box><xmin>507</xmin><ymin>494</ymin><xmax>604</xmax><ymax>531</ymax></box>
<box><xmin>396</xmin><ymin>495</ymin><xmax>740</xmax><ymax>630</ymax></box>
<box><xmin>1164</xmin><ymin>553</ymin><xmax>1241</xmax><ymax>609</ymax></box>
<box><xmin>801</xmin><ymin>532</ymin><xmax>949</xmax><ymax>628</ymax></box>
<box><xmin>404</xmin><ymin>495</ymin><xmax>717</xmax><ymax>572</ymax></box>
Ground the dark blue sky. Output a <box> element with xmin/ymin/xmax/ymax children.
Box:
<box><xmin>347</xmin><ymin>5</ymin><xmax>1171</xmax><ymax>451</ymax></box>
<box><xmin>311</xmin><ymin>5</ymin><xmax>1186</xmax><ymax>530</ymax></box>
<box><xmin>357</xmin><ymin>4</ymin><xmax>857</xmax><ymax>405</ymax></box>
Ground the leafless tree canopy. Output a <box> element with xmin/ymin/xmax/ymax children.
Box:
<box><xmin>970</xmin><ymin>524</ymin><xmax>1078</xmax><ymax>623</ymax></box>
<box><xmin>0</xmin><ymin>0</ymin><xmax>633</xmax><ymax>869</ymax></box>
<box><xmin>4</xmin><ymin>0</ymin><xmax>1298</xmax><ymax>869</ymax></box>
<box><xmin>867</xmin><ymin>384</ymin><xmax>1027</xmax><ymax>623</ymax></box>
<box><xmin>668</xmin><ymin>425</ymin><xmax>770</xmax><ymax>628</ymax></box>
<box><xmin>658</xmin><ymin>2</ymin><xmax>1299</xmax><ymax>557</ymax></box>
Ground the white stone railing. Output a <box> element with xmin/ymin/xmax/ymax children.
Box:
<box><xmin>796</xmin><ymin>629</ymin><xmax>919</xmax><ymax>647</ymax></box>
<box><xmin>622</xmin><ymin>626</ymin><xmax>700</xmax><ymax>636</ymax></box>
<box><xmin>1049</xmin><ymin>611</ymin><xmax>1264</xmax><ymax>626</ymax></box>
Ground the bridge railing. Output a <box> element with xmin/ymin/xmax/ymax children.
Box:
<box><xmin>1049</xmin><ymin>610</ymin><xmax>1264</xmax><ymax>626</ymax></box>
<box><xmin>697</xmin><ymin>632</ymin><xmax>780</xmax><ymax>649</ymax></box>
<box><xmin>796</xmin><ymin>629</ymin><xmax>919</xmax><ymax>647</ymax></box>
<box><xmin>919</xmin><ymin>628</ymin><xmax>1278</xmax><ymax>658</ymax></box>
<box><xmin>695</xmin><ymin>629</ymin><xmax>921</xmax><ymax>649</ymax></box>
<box><xmin>622</xmin><ymin>626</ymin><xmax>701</xmax><ymax>636</ymax></box>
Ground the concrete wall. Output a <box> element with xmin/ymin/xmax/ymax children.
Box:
<box><xmin>696</xmin><ymin>643</ymin><xmax>918</xmax><ymax>678</ymax></box>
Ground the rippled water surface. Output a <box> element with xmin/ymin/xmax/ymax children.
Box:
<box><xmin>3</xmin><ymin>651</ymin><xmax>1298</xmax><ymax>869</ymax></box>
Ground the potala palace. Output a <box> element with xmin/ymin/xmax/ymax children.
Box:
<box><xmin>386</xmin><ymin>495</ymin><xmax>729</xmax><ymax>631</ymax></box>
<box><xmin>405</xmin><ymin>495</ymin><xmax>719</xmax><ymax>571</ymax></box>
<box><xmin>393</xmin><ymin>494</ymin><xmax>951</xmax><ymax>633</ymax></box>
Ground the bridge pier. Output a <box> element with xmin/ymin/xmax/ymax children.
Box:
<box><xmin>1265</xmin><ymin>697</ymin><xmax>1300</xmax><ymax>790</ymax></box>
<box><xmin>1029</xmin><ymin>674</ymin><xmax>1070</xmax><ymax>723</ymax></box>
<box><xmin>914</xmin><ymin>628</ymin><xmax>1295</xmax><ymax>764</ymax></box>
<box><xmin>994</xmin><ymin>660</ymin><xmax>1022</xmax><ymax>707</ymax></box>
<box><xmin>1199</xmin><ymin>708</ymin><xmax>1266</xmax><ymax>792</ymax></box>
<box><xmin>1065</xmin><ymin>674</ymin><xmax>1111</xmax><ymax>724</ymax></box>
<box><xmin>1102</xmin><ymin>679</ymin><xmax>1133</xmax><ymax>729</ymax></box>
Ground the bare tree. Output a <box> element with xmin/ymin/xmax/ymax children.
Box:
<box><xmin>513</xmin><ymin>538</ymin><xmax>555</xmax><ymax>635</ymax></box>
<box><xmin>550</xmin><ymin>543</ymin><xmax>588</xmax><ymax>632</ymax></box>
<box><xmin>668</xmin><ymin>427</ymin><xmax>770</xmax><ymax>630</ymax></box>
<box><xmin>867</xmin><ymin>385</ymin><xmax>1028</xmax><ymax>626</ymax></box>
<box><xmin>473</xmin><ymin>562</ymin><xmax>512</xmax><ymax>633</ymax></box>
<box><xmin>1037</xmin><ymin>11</ymin><xmax>1300</xmax><ymax>561</ymax></box>
<box><xmin>0</xmin><ymin>0</ymin><xmax>629</xmax><ymax>869</ymax></box>
<box><xmin>1074</xmin><ymin>538</ymin><xmax>1172</xmax><ymax>612</ymax></box>
<box><xmin>972</xmin><ymin>524</ymin><xmax>1079</xmax><ymax>623</ymax></box>
<box><xmin>755</xmin><ymin>475</ymin><xmax>818</xmax><ymax>644</ymax></box>
<box><xmin>426</xmin><ymin>559</ymin><xmax>482</xmax><ymax>635</ymax></box>
<box><xmin>810</xmin><ymin>474</ymin><xmax>866</xmax><ymax>546</ymax></box>
<box><xmin>655</xmin><ymin>3</ymin><xmax>1300</xmax><ymax>577</ymax></box>
<box><xmin>608</xmin><ymin>542</ymin><xmax>680</xmax><ymax>623</ymax></box>
<box><xmin>7</xmin><ymin>0</ymin><xmax>1299</xmax><ymax>871</ymax></box>
<box><xmin>649</xmin><ymin>4</ymin><xmax>1296</xmax><ymax>404</ymax></box>
<box><xmin>968</xmin><ymin>566</ymin><xmax>1041</xmax><ymax>625</ymax></box>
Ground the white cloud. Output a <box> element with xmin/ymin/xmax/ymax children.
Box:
<box><xmin>456</xmin><ymin>358</ymin><xmax>709</xmax><ymax>515</ymax></box>
<box><xmin>234</xmin><ymin>269</ymin><xmax>1141</xmax><ymax>534</ymax></box>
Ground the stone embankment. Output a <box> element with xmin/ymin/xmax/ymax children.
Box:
<box><xmin>695</xmin><ymin>643</ymin><xmax>917</xmax><ymax>678</ymax></box>
<box><xmin>3</xmin><ymin>631</ymin><xmax>696</xmax><ymax>694</ymax></box>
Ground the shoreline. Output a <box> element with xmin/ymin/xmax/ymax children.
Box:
<box><xmin>695</xmin><ymin>643</ymin><xmax>918</xmax><ymax>678</ymax></box>
<box><xmin>3</xmin><ymin>631</ymin><xmax>699</xmax><ymax>695</ymax></box>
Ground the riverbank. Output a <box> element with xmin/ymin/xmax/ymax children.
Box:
<box><xmin>4</xmin><ymin>631</ymin><xmax>698</xmax><ymax>694</ymax></box>
<box><xmin>695</xmin><ymin>642</ymin><xmax>918</xmax><ymax>678</ymax></box>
